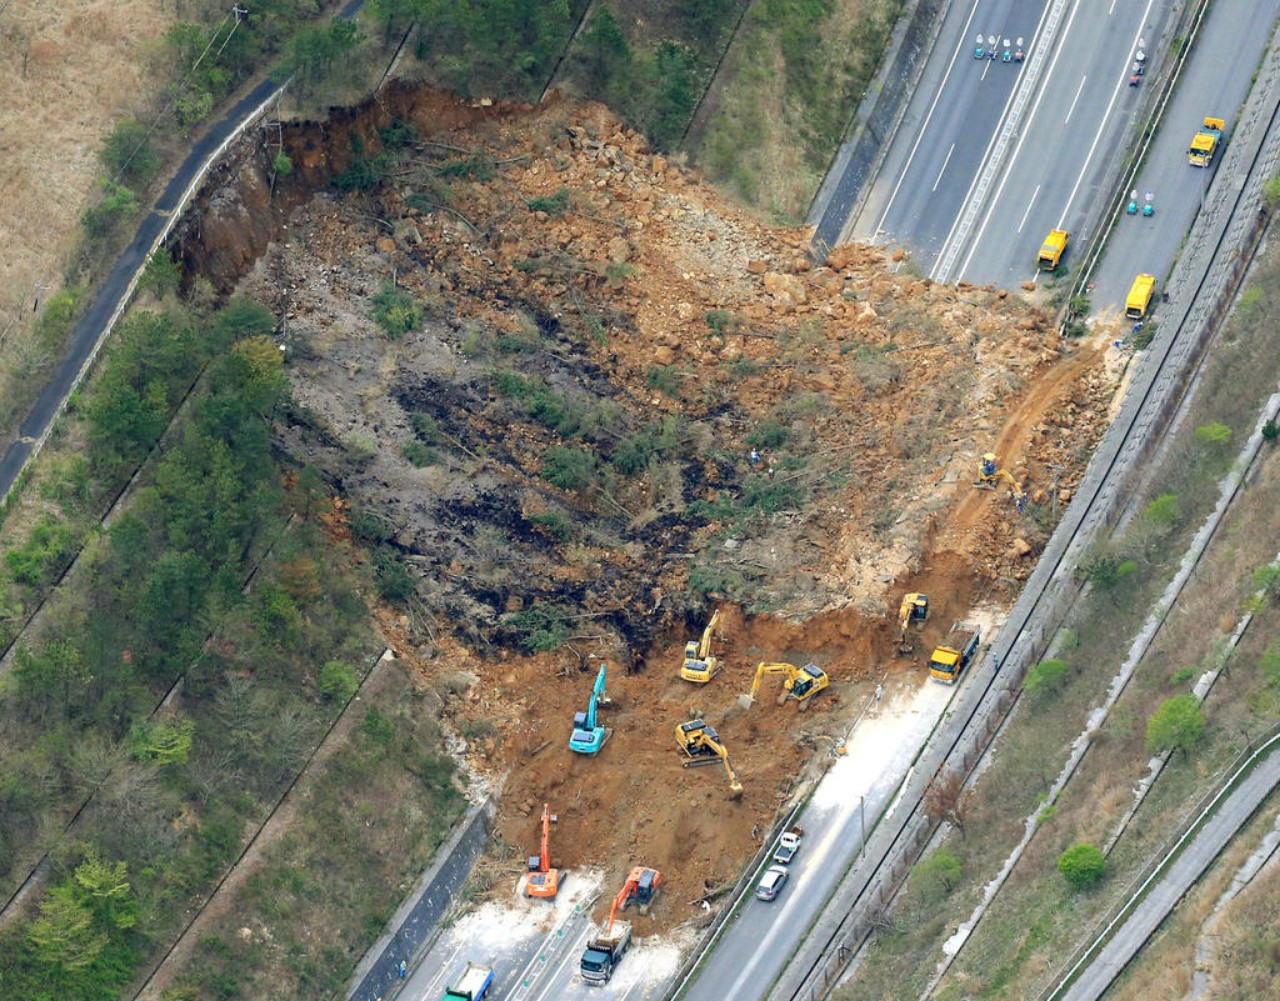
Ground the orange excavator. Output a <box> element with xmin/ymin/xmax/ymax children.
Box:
<box><xmin>525</xmin><ymin>804</ymin><xmax>560</xmax><ymax>899</ymax></box>
<box><xmin>607</xmin><ymin>866</ymin><xmax>662</xmax><ymax>932</ymax></box>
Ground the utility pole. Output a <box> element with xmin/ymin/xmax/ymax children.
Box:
<box><xmin>1047</xmin><ymin>464</ymin><xmax>1065</xmax><ymax>522</ymax></box>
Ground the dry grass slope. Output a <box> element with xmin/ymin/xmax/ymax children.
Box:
<box><xmin>0</xmin><ymin>0</ymin><xmax>169</xmax><ymax>332</ymax></box>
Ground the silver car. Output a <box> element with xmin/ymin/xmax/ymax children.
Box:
<box><xmin>755</xmin><ymin>865</ymin><xmax>789</xmax><ymax>902</ymax></box>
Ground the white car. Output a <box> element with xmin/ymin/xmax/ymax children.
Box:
<box><xmin>755</xmin><ymin>865</ymin><xmax>789</xmax><ymax>902</ymax></box>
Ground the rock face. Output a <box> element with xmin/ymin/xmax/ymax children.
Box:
<box><xmin>181</xmin><ymin>159</ymin><xmax>275</xmax><ymax>289</ymax></box>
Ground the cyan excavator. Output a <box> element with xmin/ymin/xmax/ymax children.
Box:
<box><xmin>974</xmin><ymin>453</ymin><xmax>1026</xmax><ymax>512</ymax></box>
<box><xmin>675</xmin><ymin>719</ymin><xmax>744</xmax><ymax>797</ymax></box>
<box><xmin>897</xmin><ymin>592</ymin><xmax>929</xmax><ymax>655</ymax></box>
<box><xmin>569</xmin><ymin>663</ymin><xmax>611</xmax><ymax>754</ymax></box>
<box><xmin>525</xmin><ymin>803</ymin><xmax>560</xmax><ymax>899</ymax></box>
<box><xmin>680</xmin><ymin>609</ymin><xmax>723</xmax><ymax>684</ymax></box>
<box><xmin>747</xmin><ymin>661</ymin><xmax>829</xmax><ymax>709</ymax></box>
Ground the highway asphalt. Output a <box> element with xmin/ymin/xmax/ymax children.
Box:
<box><xmin>674</xmin><ymin>679</ymin><xmax>957</xmax><ymax>1001</ymax></box>
<box><xmin>849</xmin><ymin>0</ymin><xmax>1174</xmax><ymax>285</ymax></box>
<box><xmin>1086</xmin><ymin>0</ymin><xmax>1279</xmax><ymax>314</ymax></box>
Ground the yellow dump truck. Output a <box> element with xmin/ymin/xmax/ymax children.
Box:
<box><xmin>1187</xmin><ymin>116</ymin><xmax>1226</xmax><ymax>167</ymax></box>
<box><xmin>1037</xmin><ymin>229</ymin><xmax>1069</xmax><ymax>270</ymax></box>
<box><xmin>1125</xmin><ymin>274</ymin><xmax>1156</xmax><ymax>320</ymax></box>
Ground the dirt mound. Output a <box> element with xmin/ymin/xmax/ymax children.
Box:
<box><xmin>196</xmin><ymin>85</ymin><xmax>1116</xmax><ymax>930</ymax></box>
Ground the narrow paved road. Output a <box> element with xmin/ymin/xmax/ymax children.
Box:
<box><xmin>0</xmin><ymin>0</ymin><xmax>364</xmax><ymax>502</ymax></box>
<box><xmin>1056</xmin><ymin>742</ymin><xmax>1280</xmax><ymax>1001</ymax></box>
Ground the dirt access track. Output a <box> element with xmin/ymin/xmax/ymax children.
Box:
<box><xmin>173</xmin><ymin>81</ymin><xmax>1118</xmax><ymax>932</ymax></box>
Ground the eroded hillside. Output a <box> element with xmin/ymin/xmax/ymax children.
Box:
<box><xmin>176</xmin><ymin>84</ymin><xmax>1115</xmax><ymax>926</ymax></box>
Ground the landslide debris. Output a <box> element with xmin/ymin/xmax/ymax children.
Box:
<box><xmin>180</xmin><ymin>84</ymin><xmax>1114</xmax><ymax>928</ymax></box>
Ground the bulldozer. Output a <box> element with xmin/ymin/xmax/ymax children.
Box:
<box><xmin>675</xmin><ymin>719</ymin><xmax>744</xmax><ymax>798</ymax></box>
<box><xmin>897</xmin><ymin>592</ymin><xmax>929</xmax><ymax>655</ymax></box>
<box><xmin>680</xmin><ymin>610</ymin><xmax>723</xmax><ymax>684</ymax></box>
<box><xmin>525</xmin><ymin>803</ymin><xmax>560</xmax><ymax>899</ymax></box>
<box><xmin>974</xmin><ymin>453</ymin><xmax>1026</xmax><ymax>511</ymax></box>
<box><xmin>746</xmin><ymin>662</ymin><xmax>829</xmax><ymax>710</ymax></box>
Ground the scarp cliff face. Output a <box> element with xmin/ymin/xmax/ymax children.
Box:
<box><xmin>174</xmin><ymin>82</ymin><xmax>1114</xmax><ymax>917</ymax></box>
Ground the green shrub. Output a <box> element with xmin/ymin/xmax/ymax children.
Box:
<box><xmin>646</xmin><ymin>365</ymin><xmax>683</xmax><ymax>397</ymax></box>
<box><xmin>527</xmin><ymin>187</ymin><xmax>571</xmax><ymax>215</ymax></box>
<box><xmin>82</xmin><ymin>180</ymin><xmax>141</xmax><ymax>238</ymax></box>
<box><xmin>746</xmin><ymin>421</ymin><xmax>791</xmax><ymax>450</ymax></box>
<box><xmin>529</xmin><ymin>511</ymin><xmax>574</xmax><ymax>541</ymax></box>
<box><xmin>1023</xmin><ymin>658</ymin><xmax>1068</xmax><ymax>696</ymax></box>
<box><xmin>370</xmin><ymin>285</ymin><xmax>422</xmax><ymax>338</ymax></box>
<box><xmin>1146</xmin><ymin>694</ymin><xmax>1205</xmax><ymax>754</ymax></box>
<box><xmin>402</xmin><ymin>441</ymin><xmax>436</xmax><ymax>467</ymax></box>
<box><xmin>1058</xmin><ymin>843</ymin><xmax>1105</xmax><ymax>890</ymax></box>
<box><xmin>542</xmin><ymin>447</ymin><xmax>595</xmax><ymax>491</ymax></box>
<box><xmin>318</xmin><ymin>661</ymin><xmax>359</xmax><ymax>702</ymax></box>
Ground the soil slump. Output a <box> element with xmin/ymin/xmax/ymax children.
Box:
<box><xmin>182</xmin><ymin>82</ymin><xmax>1118</xmax><ymax>930</ymax></box>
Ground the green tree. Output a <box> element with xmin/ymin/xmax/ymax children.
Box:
<box><xmin>100</xmin><ymin>118</ymin><xmax>161</xmax><ymax>187</ymax></box>
<box><xmin>1023</xmin><ymin>658</ymin><xmax>1069</xmax><ymax>696</ymax></box>
<box><xmin>1058</xmin><ymin>842</ymin><xmax>1106</xmax><ymax>890</ymax></box>
<box><xmin>542</xmin><ymin>446</ymin><xmax>595</xmax><ymax>491</ymax></box>
<box><xmin>1146</xmin><ymin>694</ymin><xmax>1206</xmax><ymax>754</ymax></box>
<box><xmin>917</xmin><ymin>850</ymin><xmax>962</xmax><ymax>894</ymax></box>
<box><xmin>13</xmin><ymin>639</ymin><xmax>92</xmax><ymax>719</ymax></box>
<box><xmin>1194</xmin><ymin>421</ymin><xmax>1232</xmax><ymax>447</ymax></box>
<box><xmin>27</xmin><ymin>886</ymin><xmax>107</xmax><ymax>972</ymax></box>
<box><xmin>73</xmin><ymin>850</ymin><xmax>137</xmax><ymax>930</ymax></box>
<box><xmin>318</xmin><ymin>661</ymin><xmax>359</xmax><ymax>702</ymax></box>
<box><xmin>1144</xmin><ymin>493</ymin><xmax>1181</xmax><ymax>526</ymax></box>
<box><xmin>130</xmin><ymin>715</ymin><xmax>196</xmax><ymax>766</ymax></box>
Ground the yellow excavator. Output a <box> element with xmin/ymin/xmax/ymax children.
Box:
<box><xmin>675</xmin><ymin>719</ymin><xmax>744</xmax><ymax>798</ymax></box>
<box><xmin>974</xmin><ymin>453</ymin><xmax>1026</xmax><ymax>511</ymax></box>
<box><xmin>680</xmin><ymin>610</ymin><xmax>722</xmax><ymax>684</ymax></box>
<box><xmin>897</xmin><ymin>592</ymin><xmax>929</xmax><ymax>655</ymax></box>
<box><xmin>747</xmin><ymin>662</ymin><xmax>829</xmax><ymax>710</ymax></box>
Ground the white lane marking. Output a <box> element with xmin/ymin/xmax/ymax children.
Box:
<box><xmin>1059</xmin><ymin>0</ymin><xmax>1159</xmax><ymax>225</ymax></box>
<box><xmin>951</xmin><ymin>0</ymin><xmax>1090</xmax><ymax>281</ymax></box>
<box><xmin>930</xmin><ymin>0</ymin><xmax>1060</xmax><ymax>282</ymax></box>
<box><xmin>1108</xmin><ymin>0</ymin><xmax>1118</xmax><ymax>14</ymax></box>
<box><xmin>1017</xmin><ymin>184</ymin><xmax>1041</xmax><ymax>233</ymax></box>
<box><xmin>871</xmin><ymin>0</ymin><xmax>986</xmax><ymax>238</ymax></box>
<box><xmin>933</xmin><ymin>143</ymin><xmax>957</xmax><ymax>192</ymax></box>
<box><xmin>1064</xmin><ymin>74</ymin><xmax>1087</xmax><ymax>123</ymax></box>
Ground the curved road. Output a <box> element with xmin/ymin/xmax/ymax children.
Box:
<box><xmin>0</xmin><ymin>0</ymin><xmax>364</xmax><ymax>504</ymax></box>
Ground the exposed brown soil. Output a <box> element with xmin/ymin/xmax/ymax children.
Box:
<box><xmin>176</xmin><ymin>83</ymin><xmax>1117</xmax><ymax>930</ymax></box>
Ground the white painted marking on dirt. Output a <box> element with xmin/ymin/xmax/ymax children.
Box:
<box><xmin>1017</xmin><ymin>184</ymin><xmax>1041</xmax><ymax>233</ymax></box>
<box><xmin>933</xmin><ymin>144</ymin><xmax>957</xmax><ymax>192</ymax></box>
<box><xmin>1064</xmin><ymin>74</ymin><xmax>1087</xmax><ymax>123</ymax></box>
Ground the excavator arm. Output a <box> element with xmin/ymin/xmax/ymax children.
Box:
<box><xmin>749</xmin><ymin>662</ymin><xmax>799</xmax><ymax>703</ymax></box>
